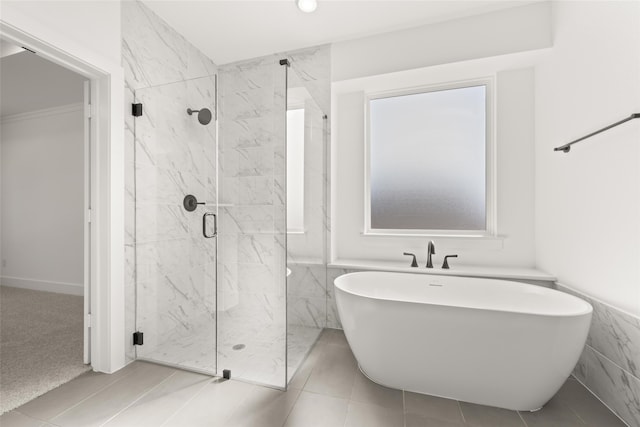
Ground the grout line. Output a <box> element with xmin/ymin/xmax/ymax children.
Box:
<box><xmin>46</xmin><ymin>368</ymin><xmax>137</xmax><ymax>422</ymax></box>
<box><xmin>517</xmin><ymin>410</ymin><xmax>529</xmax><ymax>427</ymax></box>
<box><xmin>402</xmin><ymin>390</ymin><xmax>407</xmax><ymax>427</ymax></box>
<box><xmin>587</xmin><ymin>345</ymin><xmax>640</xmax><ymax>383</ymax></box>
<box><xmin>97</xmin><ymin>371</ymin><xmax>178</xmax><ymax>426</ymax></box>
<box><xmin>158</xmin><ymin>375</ymin><xmax>217</xmax><ymax>427</ymax></box>
<box><xmin>12</xmin><ymin>410</ymin><xmax>51</xmax><ymax>425</ymax></box>
<box><xmin>571</xmin><ymin>374</ymin><xmax>632</xmax><ymax>427</ymax></box>
<box><xmin>279</xmin><ymin>387</ymin><xmax>304</xmax><ymax>427</ymax></box>
<box><xmin>456</xmin><ymin>400</ymin><xmax>466</xmax><ymax>424</ymax></box>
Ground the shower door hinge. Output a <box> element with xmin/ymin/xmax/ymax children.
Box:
<box><xmin>133</xmin><ymin>331</ymin><xmax>144</xmax><ymax>346</ymax></box>
<box><xmin>132</xmin><ymin>103</ymin><xmax>143</xmax><ymax>117</ymax></box>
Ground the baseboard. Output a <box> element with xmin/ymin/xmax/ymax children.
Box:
<box><xmin>0</xmin><ymin>276</ymin><xmax>83</xmax><ymax>296</ymax></box>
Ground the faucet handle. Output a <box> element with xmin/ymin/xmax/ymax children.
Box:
<box><xmin>403</xmin><ymin>252</ymin><xmax>418</xmax><ymax>268</ymax></box>
<box><xmin>442</xmin><ymin>255</ymin><xmax>458</xmax><ymax>269</ymax></box>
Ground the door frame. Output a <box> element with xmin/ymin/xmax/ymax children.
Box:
<box><xmin>0</xmin><ymin>20</ymin><xmax>126</xmax><ymax>373</ymax></box>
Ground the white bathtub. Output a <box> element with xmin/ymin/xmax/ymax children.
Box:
<box><xmin>334</xmin><ymin>271</ymin><xmax>592</xmax><ymax>411</ymax></box>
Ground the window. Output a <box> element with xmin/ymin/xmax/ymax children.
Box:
<box><xmin>287</xmin><ymin>108</ymin><xmax>305</xmax><ymax>232</ymax></box>
<box><xmin>366</xmin><ymin>80</ymin><xmax>493</xmax><ymax>235</ymax></box>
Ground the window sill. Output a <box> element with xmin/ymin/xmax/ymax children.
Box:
<box><xmin>362</xmin><ymin>231</ymin><xmax>502</xmax><ymax>239</ymax></box>
<box><xmin>328</xmin><ymin>259</ymin><xmax>556</xmax><ymax>282</ymax></box>
<box><xmin>359</xmin><ymin>232</ymin><xmax>505</xmax><ymax>250</ymax></box>
<box><xmin>287</xmin><ymin>230</ymin><xmax>306</xmax><ymax>235</ymax></box>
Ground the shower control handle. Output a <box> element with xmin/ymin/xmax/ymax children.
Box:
<box><xmin>203</xmin><ymin>212</ymin><xmax>217</xmax><ymax>238</ymax></box>
<box><xmin>183</xmin><ymin>194</ymin><xmax>205</xmax><ymax>212</ymax></box>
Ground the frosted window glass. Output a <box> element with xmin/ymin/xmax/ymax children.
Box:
<box><xmin>369</xmin><ymin>85</ymin><xmax>486</xmax><ymax>231</ymax></box>
<box><xmin>287</xmin><ymin>109</ymin><xmax>305</xmax><ymax>232</ymax></box>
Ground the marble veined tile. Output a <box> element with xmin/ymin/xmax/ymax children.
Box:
<box><xmin>221</xmin><ymin>206</ymin><xmax>276</xmax><ymax>234</ymax></box>
<box><xmin>589</xmin><ymin>299</ymin><xmax>640</xmax><ymax>379</ymax></box>
<box><xmin>585</xmin><ymin>347</ymin><xmax>640</xmax><ymax>427</ymax></box>
<box><xmin>122</xmin><ymin>1</ymin><xmax>189</xmax><ymax>90</ymax></box>
<box><xmin>326</xmin><ymin>268</ymin><xmax>358</xmax><ymax>329</ymax></box>
<box><xmin>287</xmin><ymin>45</ymin><xmax>331</xmax><ymax>116</ymax></box>
<box><xmin>288</xmin><ymin>296</ymin><xmax>326</xmax><ymax>329</ymax></box>
<box><xmin>186</xmin><ymin>42</ymin><xmax>217</xmax><ymax>81</ymax></box>
<box><xmin>288</xmin><ymin>265</ymin><xmax>327</xmax><ymax>298</ymax></box>
<box><xmin>219</xmin><ymin>55</ymin><xmax>280</xmax><ymax>92</ymax></box>
<box><xmin>236</xmin><ymin>146</ymin><xmax>275</xmax><ymax>177</ymax></box>
<box><xmin>238</xmin><ymin>176</ymin><xmax>275</xmax><ymax>205</ymax></box>
<box><xmin>557</xmin><ymin>285</ymin><xmax>640</xmax><ymax>378</ymax></box>
<box><xmin>219</xmin><ymin>116</ymin><xmax>277</xmax><ymax>150</ymax></box>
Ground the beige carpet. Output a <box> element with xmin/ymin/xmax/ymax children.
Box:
<box><xmin>0</xmin><ymin>286</ymin><xmax>91</xmax><ymax>414</ymax></box>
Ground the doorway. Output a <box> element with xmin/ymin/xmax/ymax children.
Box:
<box><xmin>0</xmin><ymin>39</ymin><xmax>91</xmax><ymax>413</ymax></box>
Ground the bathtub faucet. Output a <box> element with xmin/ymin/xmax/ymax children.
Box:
<box><xmin>426</xmin><ymin>241</ymin><xmax>436</xmax><ymax>268</ymax></box>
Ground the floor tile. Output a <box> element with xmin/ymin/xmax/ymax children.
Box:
<box><xmin>303</xmin><ymin>343</ymin><xmax>357</xmax><ymax>399</ymax></box>
<box><xmin>459</xmin><ymin>401</ymin><xmax>525</xmax><ymax>427</ymax></box>
<box><xmin>344</xmin><ymin>401</ymin><xmax>403</xmax><ymax>427</ymax></box>
<box><xmin>288</xmin><ymin>341</ymin><xmax>327</xmax><ymax>390</ymax></box>
<box><xmin>518</xmin><ymin>393</ymin><xmax>585</xmax><ymax>427</ymax></box>
<box><xmin>555</xmin><ymin>378</ymin><xmax>627</xmax><ymax>426</ymax></box>
<box><xmin>0</xmin><ymin>411</ymin><xmax>46</xmax><ymax>427</ymax></box>
<box><xmin>224</xmin><ymin>386</ymin><xmax>301</xmax><ymax>427</ymax></box>
<box><xmin>283</xmin><ymin>391</ymin><xmax>348</xmax><ymax>427</ymax></box>
<box><xmin>50</xmin><ymin>362</ymin><xmax>175</xmax><ymax>427</ymax></box>
<box><xmin>317</xmin><ymin>328</ymin><xmax>349</xmax><ymax>348</ymax></box>
<box><xmin>17</xmin><ymin>366</ymin><xmax>135</xmax><ymax>421</ymax></box>
<box><xmin>162</xmin><ymin>378</ymin><xmax>259</xmax><ymax>427</ymax></box>
<box><xmin>102</xmin><ymin>370</ymin><xmax>212</xmax><ymax>427</ymax></box>
<box><xmin>404</xmin><ymin>413</ymin><xmax>465</xmax><ymax>427</ymax></box>
<box><xmin>5</xmin><ymin>329</ymin><xmax>628</xmax><ymax>427</ymax></box>
<box><xmin>350</xmin><ymin>370</ymin><xmax>403</xmax><ymax>411</ymax></box>
<box><xmin>404</xmin><ymin>391</ymin><xmax>465</xmax><ymax>424</ymax></box>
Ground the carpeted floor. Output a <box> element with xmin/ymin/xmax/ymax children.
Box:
<box><xmin>0</xmin><ymin>286</ymin><xmax>91</xmax><ymax>414</ymax></box>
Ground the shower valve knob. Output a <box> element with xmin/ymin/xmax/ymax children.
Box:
<box><xmin>183</xmin><ymin>194</ymin><xmax>204</xmax><ymax>212</ymax></box>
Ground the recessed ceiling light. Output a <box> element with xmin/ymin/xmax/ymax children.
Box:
<box><xmin>297</xmin><ymin>0</ymin><xmax>317</xmax><ymax>13</ymax></box>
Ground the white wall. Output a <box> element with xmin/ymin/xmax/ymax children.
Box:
<box><xmin>2</xmin><ymin>0</ymin><xmax>126</xmax><ymax>374</ymax></box>
<box><xmin>0</xmin><ymin>1</ymin><xmax>121</xmax><ymax>66</ymax></box>
<box><xmin>535</xmin><ymin>1</ymin><xmax>640</xmax><ymax>316</ymax></box>
<box><xmin>332</xmin><ymin>57</ymin><xmax>539</xmax><ymax>267</ymax></box>
<box><xmin>331</xmin><ymin>1</ymin><xmax>552</xmax><ymax>82</ymax></box>
<box><xmin>1</xmin><ymin>105</ymin><xmax>85</xmax><ymax>295</ymax></box>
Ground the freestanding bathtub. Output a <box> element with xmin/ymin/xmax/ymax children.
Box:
<box><xmin>334</xmin><ymin>271</ymin><xmax>592</xmax><ymax>411</ymax></box>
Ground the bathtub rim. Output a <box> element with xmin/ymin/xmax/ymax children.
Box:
<box><xmin>334</xmin><ymin>271</ymin><xmax>593</xmax><ymax>318</ymax></box>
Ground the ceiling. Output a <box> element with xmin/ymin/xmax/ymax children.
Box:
<box><xmin>0</xmin><ymin>48</ymin><xmax>86</xmax><ymax>117</ymax></box>
<box><xmin>142</xmin><ymin>0</ymin><xmax>539</xmax><ymax>65</ymax></box>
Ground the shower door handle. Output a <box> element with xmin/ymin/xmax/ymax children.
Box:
<box><xmin>203</xmin><ymin>212</ymin><xmax>217</xmax><ymax>238</ymax></box>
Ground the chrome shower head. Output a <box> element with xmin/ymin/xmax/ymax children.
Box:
<box><xmin>187</xmin><ymin>107</ymin><xmax>212</xmax><ymax>125</ymax></box>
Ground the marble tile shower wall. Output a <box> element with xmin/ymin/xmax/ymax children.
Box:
<box><xmin>558</xmin><ymin>284</ymin><xmax>640</xmax><ymax>427</ymax></box>
<box><xmin>217</xmin><ymin>56</ymin><xmax>288</xmax><ymax>384</ymax></box>
<box><xmin>284</xmin><ymin>46</ymin><xmax>332</xmax><ymax>331</ymax></box>
<box><xmin>122</xmin><ymin>0</ymin><xmax>218</xmax><ymax>362</ymax></box>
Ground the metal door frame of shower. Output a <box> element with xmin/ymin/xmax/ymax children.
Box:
<box><xmin>0</xmin><ymin>20</ymin><xmax>126</xmax><ymax>373</ymax></box>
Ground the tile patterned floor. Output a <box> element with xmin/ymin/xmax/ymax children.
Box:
<box><xmin>1</xmin><ymin>329</ymin><xmax>627</xmax><ymax>427</ymax></box>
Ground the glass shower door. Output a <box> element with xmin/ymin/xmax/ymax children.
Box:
<box><xmin>134</xmin><ymin>75</ymin><xmax>218</xmax><ymax>374</ymax></box>
<box><xmin>217</xmin><ymin>58</ymin><xmax>288</xmax><ymax>388</ymax></box>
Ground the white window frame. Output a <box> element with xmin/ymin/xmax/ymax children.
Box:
<box><xmin>364</xmin><ymin>77</ymin><xmax>496</xmax><ymax>238</ymax></box>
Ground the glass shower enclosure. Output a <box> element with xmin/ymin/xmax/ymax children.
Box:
<box><xmin>132</xmin><ymin>57</ymin><xmax>326</xmax><ymax>390</ymax></box>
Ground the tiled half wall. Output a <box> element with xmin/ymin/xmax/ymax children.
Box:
<box><xmin>558</xmin><ymin>284</ymin><xmax>640</xmax><ymax>427</ymax></box>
